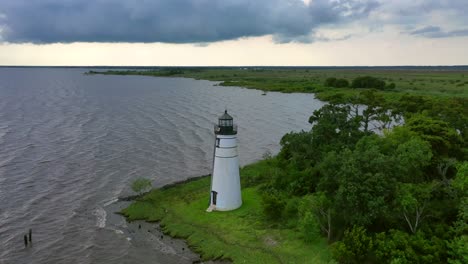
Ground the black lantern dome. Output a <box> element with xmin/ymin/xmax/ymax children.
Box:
<box><xmin>215</xmin><ymin>110</ymin><xmax>237</xmax><ymax>135</ymax></box>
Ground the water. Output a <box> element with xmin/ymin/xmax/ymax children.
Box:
<box><xmin>0</xmin><ymin>68</ymin><xmax>325</xmax><ymax>263</ymax></box>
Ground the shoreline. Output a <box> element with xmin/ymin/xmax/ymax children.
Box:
<box><xmin>100</xmin><ymin>69</ymin><xmax>466</xmax><ymax>263</ymax></box>
<box><xmin>86</xmin><ymin>68</ymin><xmax>468</xmax><ymax>104</ymax></box>
<box><xmin>120</xmin><ymin>162</ymin><xmax>331</xmax><ymax>264</ymax></box>
<box><xmin>105</xmin><ymin>190</ymin><xmax>229</xmax><ymax>264</ymax></box>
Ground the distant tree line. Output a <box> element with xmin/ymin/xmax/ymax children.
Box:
<box><xmin>325</xmin><ymin>76</ymin><xmax>396</xmax><ymax>90</ymax></box>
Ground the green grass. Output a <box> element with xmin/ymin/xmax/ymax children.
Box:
<box><xmin>122</xmin><ymin>162</ymin><xmax>331</xmax><ymax>264</ymax></box>
<box><xmin>91</xmin><ymin>68</ymin><xmax>468</xmax><ymax>104</ymax></box>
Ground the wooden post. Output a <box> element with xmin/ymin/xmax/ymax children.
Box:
<box><xmin>28</xmin><ymin>229</ymin><xmax>32</xmax><ymax>242</ymax></box>
<box><xmin>24</xmin><ymin>235</ymin><xmax>28</xmax><ymax>247</ymax></box>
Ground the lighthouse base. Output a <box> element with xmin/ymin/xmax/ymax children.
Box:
<box><xmin>206</xmin><ymin>204</ymin><xmax>216</xmax><ymax>212</ymax></box>
<box><xmin>206</xmin><ymin>201</ymin><xmax>242</xmax><ymax>213</ymax></box>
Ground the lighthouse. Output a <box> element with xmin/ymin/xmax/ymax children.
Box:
<box><xmin>207</xmin><ymin>110</ymin><xmax>242</xmax><ymax>212</ymax></box>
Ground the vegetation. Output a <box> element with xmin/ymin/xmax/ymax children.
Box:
<box><xmin>118</xmin><ymin>67</ymin><xmax>468</xmax><ymax>263</ymax></box>
<box><xmin>246</xmin><ymin>90</ymin><xmax>467</xmax><ymax>263</ymax></box>
<box><xmin>122</xmin><ymin>173</ymin><xmax>331</xmax><ymax>263</ymax></box>
<box><xmin>325</xmin><ymin>77</ymin><xmax>349</xmax><ymax>88</ymax></box>
<box><xmin>351</xmin><ymin>76</ymin><xmax>387</xmax><ymax>90</ymax></box>
<box><xmin>131</xmin><ymin>178</ymin><xmax>152</xmax><ymax>195</ymax></box>
<box><xmin>89</xmin><ymin>67</ymin><xmax>468</xmax><ymax>105</ymax></box>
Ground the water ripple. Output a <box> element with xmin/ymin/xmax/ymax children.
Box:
<box><xmin>0</xmin><ymin>68</ymin><xmax>324</xmax><ymax>264</ymax></box>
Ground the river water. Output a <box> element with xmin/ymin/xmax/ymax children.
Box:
<box><xmin>0</xmin><ymin>68</ymin><xmax>325</xmax><ymax>263</ymax></box>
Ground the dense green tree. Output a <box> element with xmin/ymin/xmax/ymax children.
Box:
<box><xmin>447</xmin><ymin>162</ymin><xmax>468</xmax><ymax>264</ymax></box>
<box><xmin>386</xmin><ymin>83</ymin><xmax>396</xmax><ymax>89</ymax></box>
<box><xmin>389</xmin><ymin>131</ymin><xmax>433</xmax><ymax>183</ymax></box>
<box><xmin>257</xmin><ymin>100</ymin><xmax>466</xmax><ymax>263</ymax></box>
<box><xmin>300</xmin><ymin>193</ymin><xmax>334</xmax><ymax>242</ymax></box>
<box><xmin>405</xmin><ymin>114</ymin><xmax>464</xmax><ymax>161</ymax></box>
<box><xmin>349</xmin><ymin>90</ymin><xmax>396</xmax><ymax>132</ymax></box>
<box><xmin>308</xmin><ymin>104</ymin><xmax>364</xmax><ymax>152</ymax></box>
<box><xmin>324</xmin><ymin>77</ymin><xmax>349</xmax><ymax>88</ymax></box>
<box><xmin>395</xmin><ymin>94</ymin><xmax>430</xmax><ymax>114</ymax></box>
<box><xmin>332</xmin><ymin>226</ymin><xmax>374</xmax><ymax>264</ymax></box>
<box><xmin>374</xmin><ymin>230</ymin><xmax>446</xmax><ymax>263</ymax></box>
<box><xmin>299</xmin><ymin>211</ymin><xmax>322</xmax><ymax>243</ymax></box>
<box><xmin>331</xmin><ymin>136</ymin><xmax>396</xmax><ymax>227</ymax></box>
<box><xmin>351</xmin><ymin>76</ymin><xmax>386</xmax><ymax>90</ymax></box>
<box><xmin>335</xmin><ymin>79</ymin><xmax>350</xmax><ymax>88</ymax></box>
<box><xmin>395</xmin><ymin>182</ymin><xmax>435</xmax><ymax>233</ymax></box>
<box><xmin>261</xmin><ymin>189</ymin><xmax>286</xmax><ymax>220</ymax></box>
<box><xmin>325</xmin><ymin>77</ymin><xmax>338</xmax><ymax>87</ymax></box>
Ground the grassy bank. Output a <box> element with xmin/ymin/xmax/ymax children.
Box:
<box><xmin>89</xmin><ymin>67</ymin><xmax>468</xmax><ymax>104</ymax></box>
<box><xmin>122</xmin><ymin>160</ymin><xmax>332</xmax><ymax>264</ymax></box>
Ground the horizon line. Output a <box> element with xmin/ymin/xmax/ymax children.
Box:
<box><xmin>1</xmin><ymin>65</ymin><xmax>468</xmax><ymax>68</ymax></box>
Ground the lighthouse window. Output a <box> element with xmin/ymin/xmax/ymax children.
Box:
<box><xmin>219</xmin><ymin>119</ymin><xmax>232</xmax><ymax>126</ymax></box>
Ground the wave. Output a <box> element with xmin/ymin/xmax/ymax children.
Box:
<box><xmin>93</xmin><ymin>207</ymin><xmax>107</xmax><ymax>228</ymax></box>
<box><xmin>0</xmin><ymin>68</ymin><xmax>320</xmax><ymax>263</ymax></box>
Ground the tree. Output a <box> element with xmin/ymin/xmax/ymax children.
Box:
<box><xmin>391</xmin><ymin>133</ymin><xmax>433</xmax><ymax>183</ymax></box>
<box><xmin>335</xmin><ymin>79</ymin><xmax>350</xmax><ymax>88</ymax></box>
<box><xmin>349</xmin><ymin>90</ymin><xmax>395</xmax><ymax>132</ymax></box>
<box><xmin>299</xmin><ymin>211</ymin><xmax>321</xmax><ymax>243</ymax></box>
<box><xmin>332</xmin><ymin>143</ymin><xmax>395</xmax><ymax>227</ymax></box>
<box><xmin>261</xmin><ymin>189</ymin><xmax>286</xmax><ymax>220</ymax></box>
<box><xmin>405</xmin><ymin>114</ymin><xmax>464</xmax><ymax>161</ymax></box>
<box><xmin>300</xmin><ymin>193</ymin><xmax>334</xmax><ymax>242</ymax></box>
<box><xmin>332</xmin><ymin>226</ymin><xmax>374</xmax><ymax>264</ymax></box>
<box><xmin>386</xmin><ymin>83</ymin><xmax>396</xmax><ymax>89</ymax></box>
<box><xmin>325</xmin><ymin>77</ymin><xmax>338</xmax><ymax>87</ymax></box>
<box><xmin>324</xmin><ymin>78</ymin><xmax>349</xmax><ymax>88</ymax></box>
<box><xmin>351</xmin><ymin>76</ymin><xmax>386</xmax><ymax>90</ymax></box>
<box><xmin>308</xmin><ymin>104</ymin><xmax>364</xmax><ymax>153</ymax></box>
<box><xmin>131</xmin><ymin>178</ymin><xmax>152</xmax><ymax>195</ymax></box>
<box><xmin>394</xmin><ymin>94</ymin><xmax>431</xmax><ymax>123</ymax></box>
<box><xmin>395</xmin><ymin>182</ymin><xmax>435</xmax><ymax>234</ymax></box>
<box><xmin>374</xmin><ymin>230</ymin><xmax>446</xmax><ymax>264</ymax></box>
<box><xmin>318</xmin><ymin>132</ymin><xmax>432</xmax><ymax>230</ymax></box>
<box><xmin>448</xmin><ymin>162</ymin><xmax>468</xmax><ymax>264</ymax></box>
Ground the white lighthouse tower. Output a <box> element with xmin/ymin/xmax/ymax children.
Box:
<box><xmin>207</xmin><ymin>110</ymin><xmax>242</xmax><ymax>212</ymax></box>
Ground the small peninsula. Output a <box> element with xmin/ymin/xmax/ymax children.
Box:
<box><xmin>114</xmin><ymin>67</ymin><xmax>467</xmax><ymax>264</ymax></box>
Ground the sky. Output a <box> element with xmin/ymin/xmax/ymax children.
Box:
<box><xmin>0</xmin><ymin>0</ymin><xmax>467</xmax><ymax>66</ymax></box>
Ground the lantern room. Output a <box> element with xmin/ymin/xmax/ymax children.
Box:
<box><xmin>215</xmin><ymin>110</ymin><xmax>237</xmax><ymax>135</ymax></box>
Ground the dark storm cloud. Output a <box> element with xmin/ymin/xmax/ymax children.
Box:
<box><xmin>0</xmin><ymin>0</ymin><xmax>379</xmax><ymax>43</ymax></box>
<box><xmin>409</xmin><ymin>26</ymin><xmax>468</xmax><ymax>38</ymax></box>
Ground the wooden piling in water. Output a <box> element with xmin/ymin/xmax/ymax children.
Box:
<box><xmin>24</xmin><ymin>235</ymin><xmax>28</xmax><ymax>247</ymax></box>
<box><xmin>28</xmin><ymin>229</ymin><xmax>32</xmax><ymax>242</ymax></box>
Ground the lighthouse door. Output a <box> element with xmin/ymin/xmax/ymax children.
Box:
<box><xmin>211</xmin><ymin>191</ymin><xmax>218</xmax><ymax>205</ymax></box>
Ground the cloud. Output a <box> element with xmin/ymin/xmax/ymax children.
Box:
<box><xmin>0</xmin><ymin>0</ymin><xmax>379</xmax><ymax>44</ymax></box>
<box><xmin>409</xmin><ymin>25</ymin><xmax>468</xmax><ymax>38</ymax></box>
<box><xmin>1</xmin><ymin>0</ymin><xmax>467</xmax><ymax>44</ymax></box>
<box><xmin>409</xmin><ymin>26</ymin><xmax>441</xmax><ymax>35</ymax></box>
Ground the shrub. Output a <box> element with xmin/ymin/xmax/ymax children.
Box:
<box><xmin>331</xmin><ymin>226</ymin><xmax>374</xmax><ymax>264</ymax></box>
<box><xmin>386</xmin><ymin>83</ymin><xmax>396</xmax><ymax>89</ymax></box>
<box><xmin>325</xmin><ymin>77</ymin><xmax>338</xmax><ymax>87</ymax></box>
<box><xmin>299</xmin><ymin>211</ymin><xmax>321</xmax><ymax>243</ymax></box>
<box><xmin>261</xmin><ymin>190</ymin><xmax>286</xmax><ymax>220</ymax></box>
<box><xmin>335</xmin><ymin>79</ymin><xmax>350</xmax><ymax>88</ymax></box>
<box><xmin>324</xmin><ymin>78</ymin><xmax>349</xmax><ymax>88</ymax></box>
<box><xmin>131</xmin><ymin>178</ymin><xmax>152</xmax><ymax>195</ymax></box>
<box><xmin>374</xmin><ymin>230</ymin><xmax>446</xmax><ymax>264</ymax></box>
<box><xmin>351</xmin><ymin>76</ymin><xmax>386</xmax><ymax>90</ymax></box>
